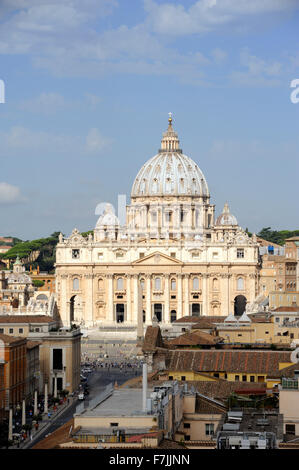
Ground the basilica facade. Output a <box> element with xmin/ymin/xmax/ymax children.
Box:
<box><xmin>55</xmin><ymin>116</ymin><xmax>260</xmax><ymax>328</ymax></box>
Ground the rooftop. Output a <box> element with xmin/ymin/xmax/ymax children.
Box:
<box><xmin>77</xmin><ymin>388</ymin><xmax>154</xmax><ymax>418</ymax></box>
<box><xmin>0</xmin><ymin>315</ymin><xmax>56</xmax><ymax>324</ymax></box>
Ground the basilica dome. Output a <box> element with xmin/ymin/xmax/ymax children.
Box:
<box><xmin>131</xmin><ymin>115</ymin><xmax>209</xmax><ymax>199</ymax></box>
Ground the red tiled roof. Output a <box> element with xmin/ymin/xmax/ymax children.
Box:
<box><xmin>164</xmin><ymin>349</ymin><xmax>292</xmax><ymax>374</ymax></box>
<box><xmin>272</xmin><ymin>307</ymin><xmax>298</xmax><ymax>312</ymax></box>
<box><xmin>166</xmin><ymin>330</ymin><xmax>223</xmax><ymax>347</ymax></box>
<box><xmin>142</xmin><ymin>326</ymin><xmax>164</xmax><ymax>352</ymax></box>
<box><xmin>0</xmin><ymin>315</ymin><xmax>56</xmax><ymax>324</ymax></box>
<box><xmin>0</xmin><ymin>333</ymin><xmax>27</xmax><ymax>345</ymax></box>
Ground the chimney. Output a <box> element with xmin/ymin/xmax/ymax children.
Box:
<box><xmin>142</xmin><ymin>362</ymin><xmax>148</xmax><ymax>412</ymax></box>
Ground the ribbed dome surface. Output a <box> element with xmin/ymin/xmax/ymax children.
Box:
<box><xmin>131</xmin><ymin>152</ymin><xmax>209</xmax><ymax>198</ymax></box>
<box><xmin>131</xmin><ymin>115</ymin><xmax>209</xmax><ymax>198</ymax></box>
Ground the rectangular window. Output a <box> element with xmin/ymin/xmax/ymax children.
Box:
<box><xmin>110</xmin><ymin>423</ymin><xmax>118</xmax><ymax>427</ymax></box>
<box><xmin>235</xmin><ymin>375</ymin><xmax>240</xmax><ymax>381</ymax></box>
<box><xmin>139</xmin><ymin>253</ymin><xmax>145</xmax><ymax>259</ymax></box>
<box><xmin>19</xmin><ymin>328</ymin><xmax>23</xmax><ymax>334</ymax></box>
<box><xmin>72</xmin><ymin>249</ymin><xmax>80</xmax><ymax>259</ymax></box>
<box><xmin>53</xmin><ymin>348</ymin><xmax>63</xmax><ymax>370</ymax></box>
<box><xmin>9</xmin><ymin>328</ymin><xmax>13</xmax><ymax>334</ymax></box>
<box><xmin>237</xmin><ymin>248</ymin><xmax>244</xmax><ymax>258</ymax></box>
<box><xmin>205</xmin><ymin>424</ymin><xmax>214</xmax><ymax>436</ymax></box>
<box><xmin>168</xmin><ymin>376</ymin><xmax>173</xmax><ymax>381</ymax></box>
<box><xmin>250</xmin><ymin>376</ymin><xmax>255</xmax><ymax>382</ymax></box>
<box><xmin>242</xmin><ymin>375</ymin><xmax>247</xmax><ymax>382</ymax></box>
<box><xmin>183</xmin><ymin>423</ymin><xmax>190</xmax><ymax>429</ymax></box>
<box><xmin>286</xmin><ymin>424</ymin><xmax>295</xmax><ymax>435</ymax></box>
<box><xmin>170</xmin><ymin>252</ymin><xmax>176</xmax><ymax>258</ymax></box>
<box><xmin>0</xmin><ymin>328</ymin><xmax>3</xmax><ymax>334</ymax></box>
<box><xmin>181</xmin><ymin>376</ymin><xmax>186</xmax><ymax>381</ymax></box>
<box><xmin>185</xmin><ymin>435</ymin><xmax>190</xmax><ymax>441</ymax></box>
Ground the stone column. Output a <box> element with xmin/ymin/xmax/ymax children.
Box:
<box><xmin>249</xmin><ymin>273</ymin><xmax>256</xmax><ymax>304</ymax></box>
<box><xmin>54</xmin><ymin>374</ymin><xmax>58</xmax><ymax>398</ymax></box>
<box><xmin>107</xmin><ymin>275</ymin><xmax>114</xmax><ymax>323</ymax></box>
<box><xmin>84</xmin><ymin>274</ymin><xmax>94</xmax><ymax>326</ymax></box>
<box><xmin>44</xmin><ymin>383</ymin><xmax>48</xmax><ymax>415</ymax></box>
<box><xmin>177</xmin><ymin>274</ymin><xmax>183</xmax><ymax>319</ymax></box>
<box><xmin>22</xmin><ymin>399</ymin><xmax>26</xmax><ymax>426</ymax></box>
<box><xmin>8</xmin><ymin>407</ymin><xmax>13</xmax><ymax>442</ymax></box>
<box><xmin>146</xmin><ymin>275</ymin><xmax>151</xmax><ymax>324</ymax></box>
<box><xmin>126</xmin><ymin>275</ymin><xmax>132</xmax><ymax>323</ymax></box>
<box><xmin>222</xmin><ymin>273</ymin><xmax>230</xmax><ymax>316</ymax></box>
<box><xmin>133</xmin><ymin>274</ymin><xmax>139</xmax><ymax>324</ymax></box>
<box><xmin>202</xmin><ymin>274</ymin><xmax>209</xmax><ymax>316</ymax></box>
<box><xmin>136</xmin><ymin>277</ymin><xmax>143</xmax><ymax>341</ymax></box>
<box><xmin>164</xmin><ymin>274</ymin><xmax>170</xmax><ymax>324</ymax></box>
<box><xmin>184</xmin><ymin>274</ymin><xmax>190</xmax><ymax>317</ymax></box>
<box><xmin>34</xmin><ymin>390</ymin><xmax>38</xmax><ymax>416</ymax></box>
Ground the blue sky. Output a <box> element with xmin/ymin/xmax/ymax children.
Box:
<box><xmin>0</xmin><ymin>0</ymin><xmax>298</xmax><ymax>240</ymax></box>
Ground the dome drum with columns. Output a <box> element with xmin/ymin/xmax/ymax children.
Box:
<box><xmin>55</xmin><ymin>115</ymin><xmax>260</xmax><ymax>329</ymax></box>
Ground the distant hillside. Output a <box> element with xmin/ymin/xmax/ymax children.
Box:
<box><xmin>0</xmin><ymin>231</ymin><xmax>95</xmax><ymax>273</ymax></box>
<box><xmin>0</xmin><ymin>232</ymin><xmax>60</xmax><ymax>273</ymax></box>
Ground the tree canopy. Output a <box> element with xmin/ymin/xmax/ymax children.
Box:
<box><xmin>257</xmin><ymin>227</ymin><xmax>299</xmax><ymax>246</ymax></box>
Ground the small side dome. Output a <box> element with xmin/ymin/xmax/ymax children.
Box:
<box><xmin>216</xmin><ymin>202</ymin><xmax>238</xmax><ymax>226</ymax></box>
<box><xmin>95</xmin><ymin>203</ymin><xmax>119</xmax><ymax>228</ymax></box>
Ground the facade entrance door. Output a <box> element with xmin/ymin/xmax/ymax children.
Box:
<box><xmin>116</xmin><ymin>304</ymin><xmax>125</xmax><ymax>323</ymax></box>
<box><xmin>154</xmin><ymin>304</ymin><xmax>163</xmax><ymax>322</ymax></box>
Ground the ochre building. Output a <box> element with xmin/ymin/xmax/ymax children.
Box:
<box><xmin>56</xmin><ymin>116</ymin><xmax>260</xmax><ymax>328</ymax></box>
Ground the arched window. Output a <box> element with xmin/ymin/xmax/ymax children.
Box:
<box><xmin>98</xmin><ymin>278</ymin><xmax>104</xmax><ymax>290</ymax></box>
<box><xmin>171</xmin><ymin>310</ymin><xmax>177</xmax><ymax>322</ymax></box>
<box><xmin>117</xmin><ymin>277</ymin><xmax>124</xmax><ymax>290</ymax></box>
<box><xmin>73</xmin><ymin>278</ymin><xmax>79</xmax><ymax>291</ymax></box>
<box><xmin>171</xmin><ymin>279</ymin><xmax>176</xmax><ymax>291</ymax></box>
<box><xmin>237</xmin><ymin>277</ymin><xmax>244</xmax><ymax>291</ymax></box>
<box><xmin>193</xmin><ymin>277</ymin><xmax>199</xmax><ymax>290</ymax></box>
<box><xmin>155</xmin><ymin>277</ymin><xmax>161</xmax><ymax>290</ymax></box>
<box><xmin>212</xmin><ymin>278</ymin><xmax>218</xmax><ymax>291</ymax></box>
<box><xmin>140</xmin><ymin>279</ymin><xmax>145</xmax><ymax>291</ymax></box>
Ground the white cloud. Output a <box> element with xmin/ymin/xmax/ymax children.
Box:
<box><xmin>86</xmin><ymin>128</ymin><xmax>110</xmax><ymax>153</ymax></box>
<box><xmin>230</xmin><ymin>49</ymin><xmax>283</xmax><ymax>86</ymax></box>
<box><xmin>19</xmin><ymin>92</ymin><xmax>66</xmax><ymax>114</ymax></box>
<box><xmin>0</xmin><ymin>182</ymin><xmax>24</xmax><ymax>204</ymax></box>
<box><xmin>0</xmin><ymin>126</ymin><xmax>110</xmax><ymax>156</ymax></box>
<box><xmin>144</xmin><ymin>0</ymin><xmax>299</xmax><ymax>36</ymax></box>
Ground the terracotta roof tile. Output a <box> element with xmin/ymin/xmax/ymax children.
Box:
<box><xmin>0</xmin><ymin>315</ymin><xmax>56</xmax><ymax>324</ymax></box>
<box><xmin>164</xmin><ymin>349</ymin><xmax>292</xmax><ymax>375</ymax></box>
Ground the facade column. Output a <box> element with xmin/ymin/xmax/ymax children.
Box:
<box><xmin>126</xmin><ymin>275</ymin><xmax>132</xmax><ymax>323</ymax></box>
<box><xmin>184</xmin><ymin>274</ymin><xmax>190</xmax><ymax>316</ymax></box>
<box><xmin>84</xmin><ymin>274</ymin><xmax>94</xmax><ymax>326</ymax></box>
<box><xmin>133</xmin><ymin>274</ymin><xmax>139</xmax><ymax>324</ymax></box>
<box><xmin>107</xmin><ymin>275</ymin><xmax>114</xmax><ymax>323</ymax></box>
<box><xmin>221</xmin><ymin>274</ymin><xmax>228</xmax><ymax>317</ymax></box>
<box><xmin>249</xmin><ymin>273</ymin><xmax>256</xmax><ymax>304</ymax></box>
<box><xmin>146</xmin><ymin>275</ymin><xmax>152</xmax><ymax>324</ymax></box>
<box><xmin>177</xmin><ymin>274</ymin><xmax>183</xmax><ymax>319</ymax></box>
<box><xmin>202</xmin><ymin>274</ymin><xmax>209</xmax><ymax>316</ymax></box>
<box><xmin>164</xmin><ymin>274</ymin><xmax>170</xmax><ymax>324</ymax></box>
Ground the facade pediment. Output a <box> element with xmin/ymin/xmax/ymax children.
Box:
<box><xmin>132</xmin><ymin>251</ymin><xmax>183</xmax><ymax>265</ymax></box>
